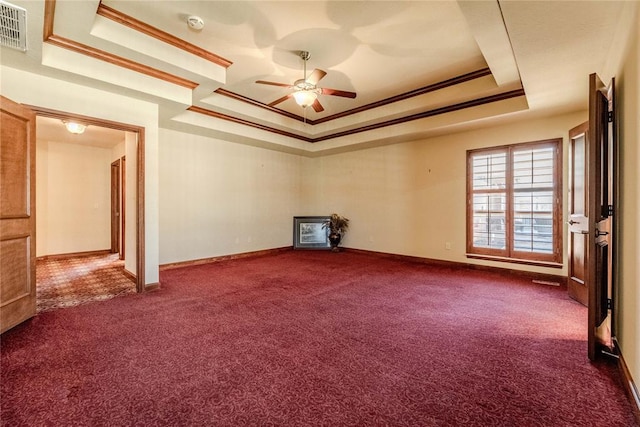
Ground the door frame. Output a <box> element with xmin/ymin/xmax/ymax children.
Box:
<box><xmin>30</xmin><ymin>106</ymin><xmax>146</xmax><ymax>293</ymax></box>
<box><xmin>120</xmin><ymin>156</ymin><xmax>126</xmax><ymax>261</ymax></box>
<box><xmin>586</xmin><ymin>73</ymin><xmax>616</xmax><ymax>360</ymax></box>
<box><xmin>110</xmin><ymin>159</ymin><xmax>121</xmax><ymax>255</ymax></box>
<box><xmin>567</xmin><ymin>121</ymin><xmax>589</xmax><ymax>306</ymax></box>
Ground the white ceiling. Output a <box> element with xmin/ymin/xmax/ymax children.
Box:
<box><xmin>3</xmin><ymin>1</ymin><xmax>635</xmax><ymax>153</ymax></box>
<box><xmin>118</xmin><ymin>0</ymin><xmax>488</xmax><ymax>111</ymax></box>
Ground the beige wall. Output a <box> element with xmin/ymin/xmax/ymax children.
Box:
<box><xmin>159</xmin><ymin>111</ymin><xmax>586</xmax><ymax>279</ymax></box>
<box><xmin>616</xmin><ymin>3</ymin><xmax>640</xmax><ymax>399</ymax></box>
<box><xmin>314</xmin><ymin>111</ymin><xmax>586</xmax><ymax>276</ymax></box>
<box><xmin>110</xmin><ymin>135</ymin><xmax>138</xmax><ymax>276</ymax></box>
<box><xmin>36</xmin><ymin>140</ymin><xmax>112</xmax><ymax>256</ymax></box>
<box><xmin>123</xmin><ymin>133</ymin><xmax>138</xmax><ymax>276</ymax></box>
<box><xmin>158</xmin><ymin>128</ymin><xmax>312</xmax><ymax>264</ymax></box>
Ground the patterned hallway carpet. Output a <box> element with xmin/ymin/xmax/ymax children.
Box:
<box><xmin>36</xmin><ymin>252</ymin><xmax>136</xmax><ymax>313</ymax></box>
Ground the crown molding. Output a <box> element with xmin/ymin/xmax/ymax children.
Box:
<box><xmin>43</xmin><ymin>0</ymin><xmax>199</xmax><ymax>89</ymax></box>
<box><xmin>215</xmin><ymin>68</ymin><xmax>494</xmax><ymax>125</ymax></box>
<box><xmin>96</xmin><ymin>2</ymin><xmax>233</xmax><ymax>69</ymax></box>
<box><xmin>192</xmin><ymin>88</ymin><xmax>526</xmax><ymax>143</ymax></box>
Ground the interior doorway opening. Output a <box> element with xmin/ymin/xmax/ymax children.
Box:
<box><xmin>30</xmin><ymin>106</ymin><xmax>146</xmax><ymax>294</ymax></box>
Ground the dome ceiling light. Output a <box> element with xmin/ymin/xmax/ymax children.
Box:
<box><xmin>62</xmin><ymin>120</ymin><xmax>87</xmax><ymax>134</ymax></box>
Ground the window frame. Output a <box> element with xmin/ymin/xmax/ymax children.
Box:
<box><xmin>466</xmin><ymin>139</ymin><xmax>563</xmax><ymax>267</ymax></box>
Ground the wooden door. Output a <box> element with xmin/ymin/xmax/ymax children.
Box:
<box><xmin>587</xmin><ymin>73</ymin><xmax>615</xmax><ymax>360</ymax></box>
<box><xmin>111</xmin><ymin>159</ymin><xmax>120</xmax><ymax>254</ymax></box>
<box><xmin>568</xmin><ymin>122</ymin><xmax>589</xmax><ymax>306</ymax></box>
<box><xmin>0</xmin><ymin>96</ymin><xmax>36</xmax><ymax>333</ymax></box>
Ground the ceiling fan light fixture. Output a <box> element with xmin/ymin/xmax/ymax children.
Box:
<box><xmin>63</xmin><ymin>120</ymin><xmax>87</xmax><ymax>134</ymax></box>
<box><xmin>292</xmin><ymin>90</ymin><xmax>317</xmax><ymax>108</ymax></box>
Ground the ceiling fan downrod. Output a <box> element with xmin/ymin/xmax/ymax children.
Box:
<box><xmin>300</xmin><ymin>50</ymin><xmax>310</xmax><ymax>80</ymax></box>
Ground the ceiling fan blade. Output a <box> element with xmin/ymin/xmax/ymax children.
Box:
<box><xmin>321</xmin><ymin>88</ymin><xmax>357</xmax><ymax>99</ymax></box>
<box><xmin>256</xmin><ymin>80</ymin><xmax>293</xmax><ymax>88</ymax></box>
<box><xmin>268</xmin><ymin>94</ymin><xmax>292</xmax><ymax>107</ymax></box>
<box><xmin>311</xmin><ymin>99</ymin><xmax>324</xmax><ymax>113</ymax></box>
<box><xmin>306</xmin><ymin>69</ymin><xmax>327</xmax><ymax>85</ymax></box>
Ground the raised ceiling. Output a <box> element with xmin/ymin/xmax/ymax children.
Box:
<box><xmin>2</xmin><ymin>0</ymin><xmax>634</xmax><ymax>155</ymax></box>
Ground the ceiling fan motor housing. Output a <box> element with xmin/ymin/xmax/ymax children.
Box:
<box><xmin>294</xmin><ymin>79</ymin><xmax>318</xmax><ymax>91</ymax></box>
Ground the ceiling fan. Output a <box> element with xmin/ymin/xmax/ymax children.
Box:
<box><xmin>256</xmin><ymin>51</ymin><xmax>356</xmax><ymax>113</ymax></box>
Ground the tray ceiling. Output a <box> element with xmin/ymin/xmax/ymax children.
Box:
<box><xmin>2</xmin><ymin>0</ymin><xmax>632</xmax><ymax>155</ymax></box>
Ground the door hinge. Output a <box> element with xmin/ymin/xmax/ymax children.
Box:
<box><xmin>607</xmin><ymin>111</ymin><xmax>614</xmax><ymax>123</ymax></box>
<box><xmin>607</xmin><ymin>298</ymin><xmax>613</xmax><ymax>310</ymax></box>
<box><xmin>601</xmin><ymin>204</ymin><xmax>614</xmax><ymax>218</ymax></box>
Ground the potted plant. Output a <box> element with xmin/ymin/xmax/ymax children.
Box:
<box><xmin>323</xmin><ymin>213</ymin><xmax>349</xmax><ymax>252</ymax></box>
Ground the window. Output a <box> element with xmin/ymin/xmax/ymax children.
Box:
<box><xmin>467</xmin><ymin>139</ymin><xmax>562</xmax><ymax>266</ymax></box>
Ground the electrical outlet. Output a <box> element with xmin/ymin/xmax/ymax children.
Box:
<box><xmin>445</xmin><ymin>242</ymin><xmax>451</xmax><ymax>250</ymax></box>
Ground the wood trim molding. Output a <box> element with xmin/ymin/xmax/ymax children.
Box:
<box><xmin>45</xmin><ymin>34</ymin><xmax>198</xmax><ymax>89</ymax></box>
<box><xmin>136</xmin><ymin>128</ymin><xmax>146</xmax><ymax>293</ymax></box>
<box><xmin>313</xmin><ymin>89</ymin><xmax>526</xmax><ymax>143</ymax></box>
<box><xmin>36</xmin><ymin>249</ymin><xmax>112</xmax><ymax>261</ymax></box>
<box><xmin>159</xmin><ymin>247</ymin><xmax>293</xmax><ymax>271</ymax></box>
<box><xmin>187</xmin><ymin>106</ymin><xmax>314</xmax><ymax>142</ymax></box>
<box><xmin>193</xmin><ymin>89</ymin><xmax>526</xmax><ymax>144</ymax></box>
<box><xmin>215</xmin><ymin>68</ymin><xmax>494</xmax><ymax>125</ymax></box>
<box><xmin>466</xmin><ymin>253</ymin><xmax>563</xmax><ymax>269</ymax></box>
<box><xmin>615</xmin><ymin>338</ymin><xmax>640</xmax><ymax>424</ymax></box>
<box><xmin>314</xmin><ymin>68</ymin><xmax>494</xmax><ymax>125</ymax></box>
<box><xmin>42</xmin><ymin>1</ymin><xmax>198</xmax><ymax>89</ymax></box>
<box><xmin>43</xmin><ymin>0</ymin><xmax>55</xmax><ymax>40</ymax></box>
<box><xmin>123</xmin><ymin>268</ymin><xmax>137</xmax><ymax>282</ymax></box>
<box><xmin>27</xmin><ymin>105</ymin><xmax>143</xmax><ymax>132</ymax></box>
<box><xmin>97</xmin><ymin>3</ymin><xmax>232</xmax><ymax>68</ymax></box>
<box><xmin>144</xmin><ymin>282</ymin><xmax>160</xmax><ymax>292</ymax></box>
<box><xmin>214</xmin><ymin>89</ymin><xmax>303</xmax><ymax>122</ymax></box>
<box><xmin>344</xmin><ymin>247</ymin><xmax>568</xmax><ymax>286</ymax></box>
<box><xmin>160</xmin><ymin>245</ymin><xmax>565</xmax><ymax>285</ymax></box>
<box><xmin>120</xmin><ymin>156</ymin><xmax>126</xmax><ymax>261</ymax></box>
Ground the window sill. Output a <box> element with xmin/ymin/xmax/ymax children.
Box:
<box><xmin>466</xmin><ymin>253</ymin><xmax>563</xmax><ymax>269</ymax></box>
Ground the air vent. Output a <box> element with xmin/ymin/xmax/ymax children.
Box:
<box><xmin>0</xmin><ymin>0</ymin><xmax>27</xmax><ymax>52</ymax></box>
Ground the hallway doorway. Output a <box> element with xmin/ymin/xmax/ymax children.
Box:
<box><xmin>34</xmin><ymin>115</ymin><xmax>139</xmax><ymax>311</ymax></box>
<box><xmin>31</xmin><ymin>108</ymin><xmax>146</xmax><ymax>295</ymax></box>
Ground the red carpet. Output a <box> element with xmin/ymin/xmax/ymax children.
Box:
<box><xmin>1</xmin><ymin>250</ymin><xmax>637</xmax><ymax>426</ymax></box>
